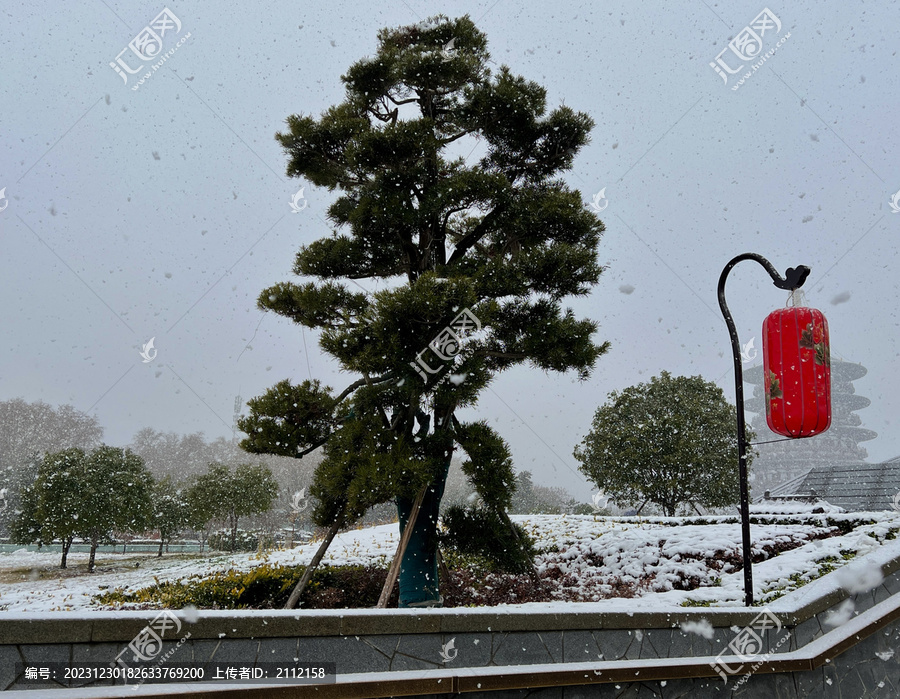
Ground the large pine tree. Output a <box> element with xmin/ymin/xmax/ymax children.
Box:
<box><xmin>239</xmin><ymin>14</ymin><xmax>608</xmax><ymax>607</ymax></box>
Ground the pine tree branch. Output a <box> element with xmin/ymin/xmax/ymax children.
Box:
<box><xmin>386</xmin><ymin>96</ymin><xmax>419</xmax><ymax>106</ymax></box>
<box><xmin>436</xmin><ymin>129</ymin><xmax>475</xmax><ymax>146</ymax></box>
<box><xmin>281</xmin><ymin>372</ymin><xmax>398</xmax><ymax>458</ymax></box>
<box><xmin>473</xmin><ymin>350</ymin><xmax>528</xmax><ymax>360</ymax></box>
<box><xmin>333</xmin><ymin>377</ymin><xmax>367</xmax><ymax>404</ymax></box>
<box><xmin>333</xmin><ymin>372</ymin><xmax>395</xmax><ymax>404</ymax></box>
<box><xmin>365</xmin><ymin>374</ymin><xmax>392</xmax><ymax>430</ymax></box>
<box><xmin>294</xmin><ymin>440</ymin><xmax>329</xmax><ymax>459</ymax></box>
<box><xmin>447</xmin><ymin>202</ymin><xmax>509</xmax><ymax>265</ymax></box>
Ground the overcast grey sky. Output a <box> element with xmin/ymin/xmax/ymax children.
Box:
<box><xmin>1</xmin><ymin>1</ymin><xmax>898</xmax><ymax>498</ymax></box>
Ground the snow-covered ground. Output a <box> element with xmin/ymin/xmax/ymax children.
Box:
<box><xmin>1</xmin><ymin>512</ymin><xmax>898</xmax><ymax>612</ymax></box>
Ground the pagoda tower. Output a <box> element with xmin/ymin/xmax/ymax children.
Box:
<box><xmin>743</xmin><ymin>359</ymin><xmax>876</xmax><ymax>495</ymax></box>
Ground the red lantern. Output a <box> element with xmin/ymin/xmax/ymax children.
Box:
<box><xmin>762</xmin><ymin>307</ymin><xmax>831</xmax><ymax>437</ymax></box>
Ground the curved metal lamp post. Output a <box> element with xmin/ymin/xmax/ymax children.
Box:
<box><xmin>717</xmin><ymin>253</ymin><xmax>810</xmax><ymax>607</ymax></box>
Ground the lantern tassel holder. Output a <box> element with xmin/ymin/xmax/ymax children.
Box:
<box><xmin>717</xmin><ymin>253</ymin><xmax>811</xmax><ymax>607</ymax></box>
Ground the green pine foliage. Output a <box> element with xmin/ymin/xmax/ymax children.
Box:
<box><xmin>439</xmin><ymin>505</ymin><xmax>535</xmax><ymax>573</ymax></box>
<box><xmin>237</xmin><ymin>380</ymin><xmax>338</xmax><ymax>459</ymax></box>
<box><xmin>239</xmin><ymin>14</ymin><xmax>609</xmax><ymax>601</ymax></box>
<box><xmin>574</xmin><ymin>372</ymin><xmax>753</xmax><ymax>517</ymax></box>
<box><xmin>454</xmin><ymin>420</ymin><xmax>516</xmax><ymax>510</ymax></box>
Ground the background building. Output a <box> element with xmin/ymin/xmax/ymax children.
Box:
<box><xmin>743</xmin><ymin>360</ymin><xmax>876</xmax><ymax>496</ymax></box>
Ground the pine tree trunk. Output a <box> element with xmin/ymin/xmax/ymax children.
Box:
<box><xmin>283</xmin><ymin>518</ymin><xmax>342</xmax><ymax>609</ymax></box>
<box><xmin>395</xmin><ymin>453</ymin><xmax>452</xmax><ymax>607</ymax></box>
<box><xmin>377</xmin><ymin>485</ymin><xmax>426</xmax><ymax>608</ymax></box>
<box><xmin>157</xmin><ymin>539</ymin><xmax>164</xmax><ymax>557</ymax></box>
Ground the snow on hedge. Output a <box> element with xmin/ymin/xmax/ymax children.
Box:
<box><xmin>1</xmin><ymin>512</ymin><xmax>898</xmax><ymax>612</ymax></box>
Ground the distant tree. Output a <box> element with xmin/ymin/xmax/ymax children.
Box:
<box><xmin>185</xmin><ymin>463</ymin><xmax>279</xmax><ymax>552</ymax></box>
<box><xmin>508</xmin><ymin>471</ymin><xmax>540</xmax><ymax>514</ymax></box>
<box><xmin>151</xmin><ymin>476</ymin><xmax>191</xmax><ymax>557</ymax></box>
<box><xmin>130</xmin><ymin>428</ymin><xmax>239</xmax><ymax>480</ymax></box>
<box><xmin>8</xmin><ymin>476</ymin><xmax>43</xmax><ymax>548</ymax></box>
<box><xmin>0</xmin><ymin>399</ymin><xmax>102</xmax><ymax>536</ymax></box>
<box><xmin>574</xmin><ymin>372</ymin><xmax>750</xmax><ymax>517</ymax></box>
<box><xmin>77</xmin><ymin>446</ymin><xmax>154</xmax><ymax>572</ymax></box>
<box><xmin>229</xmin><ymin>464</ymin><xmax>280</xmax><ymax>548</ymax></box>
<box><xmin>1</xmin><ymin>453</ymin><xmax>41</xmax><ymax>537</ymax></box>
<box><xmin>0</xmin><ymin>399</ymin><xmax>103</xmax><ymax>472</ymax></box>
<box><xmin>438</xmin><ymin>459</ymin><xmax>476</xmax><ymax>512</ymax></box>
<box><xmin>532</xmin><ymin>484</ymin><xmax>581</xmax><ymax>514</ymax></box>
<box><xmin>508</xmin><ymin>471</ymin><xmax>578</xmax><ymax>514</ymax></box>
<box><xmin>10</xmin><ymin>448</ymin><xmax>87</xmax><ymax>568</ymax></box>
<box><xmin>185</xmin><ymin>464</ymin><xmax>229</xmax><ymax>552</ymax></box>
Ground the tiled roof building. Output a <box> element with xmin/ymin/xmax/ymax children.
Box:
<box><xmin>756</xmin><ymin>456</ymin><xmax>900</xmax><ymax>512</ymax></box>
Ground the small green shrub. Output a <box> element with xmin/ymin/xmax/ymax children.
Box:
<box><xmin>440</xmin><ymin>505</ymin><xmax>536</xmax><ymax>573</ymax></box>
<box><xmin>208</xmin><ymin>529</ymin><xmax>275</xmax><ymax>552</ymax></box>
<box><xmin>93</xmin><ymin>563</ymin><xmax>394</xmax><ymax>609</ymax></box>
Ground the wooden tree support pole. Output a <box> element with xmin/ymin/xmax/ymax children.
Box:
<box><xmin>283</xmin><ymin>517</ymin><xmax>342</xmax><ymax>610</ymax></box>
<box><xmin>377</xmin><ymin>485</ymin><xmax>427</xmax><ymax>608</ymax></box>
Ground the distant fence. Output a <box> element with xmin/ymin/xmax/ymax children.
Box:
<box><xmin>0</xmin><ymin>540</ymin><xmax>203</xmax><ymax>555</ymax></box>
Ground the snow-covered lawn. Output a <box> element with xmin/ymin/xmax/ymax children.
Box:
<box><xmin>1</xmin><ymin>512</ymin><xmax>898</xmax><ymax>612</ymax></box>
<box><xmin>519</xmin><ymin>512</ymin><xmax>899</xmax><ymax>607</ymax></box>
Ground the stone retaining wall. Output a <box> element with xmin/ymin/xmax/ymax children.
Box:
<box><xmin>2</xmin><ymin>548</ymin><xmax>899</xmax><ymax>695</ymax></box>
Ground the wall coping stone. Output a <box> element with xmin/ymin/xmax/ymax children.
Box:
<box><xmin>1</xmin><ymin>582</ymin><xmax>899</xmax><ymax>698</ymax></box>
